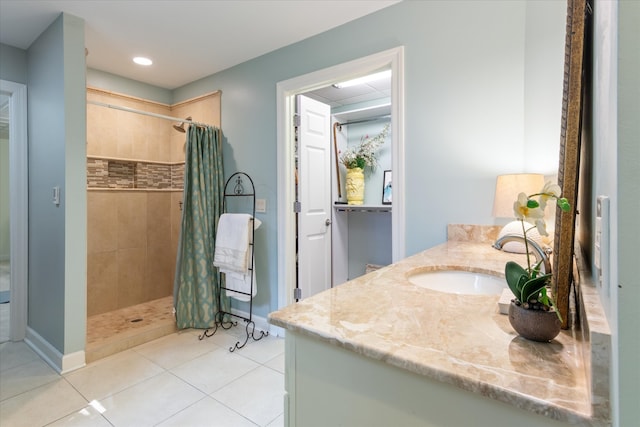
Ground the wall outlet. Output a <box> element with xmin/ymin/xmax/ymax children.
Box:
<box><xmin>256</xmin><ymin>198</ymin><xmax>266</xmax><ymax>213</ymax></box>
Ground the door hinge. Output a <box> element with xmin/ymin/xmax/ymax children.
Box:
<box><xmin>293</xmin><ymin>201</ymin><xmax>301</xmax><ymax>213</ymax></box>
<box><xmin>294</xmin><ymin>288</ymin><xmax>302</xmax><ymax>300</ymax></box>
<box><xmin>293</xmin><ymin>114</ymin><xmax>300</xmax><ymax>127</ymax></box>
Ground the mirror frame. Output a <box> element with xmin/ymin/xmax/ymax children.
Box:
<box><xmin>552</xmin><ymin>0</ymin><xmax>588</xmax><ymax>329</ymax></box>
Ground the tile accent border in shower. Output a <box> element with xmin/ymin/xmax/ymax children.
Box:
<box><xmin>87</xmin><ymin>156</ymin><xmax>184</xmax><ymax>190</ymax></box>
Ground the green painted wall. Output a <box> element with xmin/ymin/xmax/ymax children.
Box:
<box><xmin>87</xmin><ymin>68</ymin><xmax>171</xmax><ymax>104</ymax></box>
<box><xmin>4</xmin><ymin>1</ymin><xmax>636</xmax><ymax>423</ymax></box>
<box><xmin>615</xmin><ymin>1</ymin><xmax>639</xmax><ymax>425</ymax></box>
<box><xmin>171</xmin><ymin>1</ymin><xmax>565</xmax><ymax>318</ymax></box>
<box><xmin>26</xmin><ymin>12</ymin><xmax>86</xmax><ymax>356</ymax></box>
<box><xmin>0</xmin><ymin>43</ymin><xmax>27</xmax><ymax>84</ymax></box>
<box><xmin>592</xmin><ymin>1</ymin><xmax>639</xmax><ymax>425</ymax></box>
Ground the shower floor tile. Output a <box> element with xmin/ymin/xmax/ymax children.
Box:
<box><xmin>86</xmin><ymin>296</ymin><xmax>177</xmax><ymax>363</ymax></box>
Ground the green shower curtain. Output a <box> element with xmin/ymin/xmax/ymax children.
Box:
<box><xmin>173</xmin><ymin>125</ymin><xmax>228</xmax><ymax>329</ymax></box>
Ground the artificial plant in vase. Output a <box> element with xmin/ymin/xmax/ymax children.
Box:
<box><xmin>339</xmin><ymin>123</ymin><xmax>389</xmax><ymax>205</ymax></box>
<box><xmin>505</xmin><ymin>181</ymin><xmax>571</xmax><ymax>342</ymax></box>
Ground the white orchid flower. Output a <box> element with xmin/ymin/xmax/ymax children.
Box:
<box><xmin>535</xmin><ymin>218</ymin><xmax>549</xmax><ymax>236</ymax></box>
<box><xmin>513</xmin><ymin>192</ymin><xmax>545</xmax><ymax>223</ymax></box>
<box><xmin>538</xmin><ymin>181</ymin><xmax>562</xmax><ymax>209</ymax></box>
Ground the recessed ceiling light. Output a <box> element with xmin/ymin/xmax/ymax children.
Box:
<box><xmin>133</xmin><ymin>56</ymin><xmax>152</xmax><ymax>66</ymax></box>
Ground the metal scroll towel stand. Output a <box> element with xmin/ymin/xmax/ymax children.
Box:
<box><xmin>198</xmin><ymin>172</ymin><xmax>268</xmax><ymax>351</ymax></box>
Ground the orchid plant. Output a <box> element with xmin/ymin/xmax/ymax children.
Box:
<box><xmin>505</xmin><ymin>182</ymin><xmax>571</xmax><ymax>317</ymax></box>
<box><xmin>339</xmin><ymin>123</ymin><xmax>389</xmax><ymax>172</ymax></box>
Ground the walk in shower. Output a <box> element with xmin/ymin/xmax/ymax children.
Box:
<box><xmin>85</xmin><ymin>88</ymin><xmax>221</xmax><ymax>362</ymax></box>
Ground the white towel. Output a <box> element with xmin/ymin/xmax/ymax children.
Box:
<box><xmin>213</xmin><ymin>213</ymin><xmax>261</xmax><ymax>301</ymax></box>
<box><xmin>224</xmin><ymin>265</ymin><xmax>257</xmax><ymax>302</ymax></box>
<box><xmin>213</xmin><ymin>214</ymin><xmax>253</xmax><ymax>272</ymax></box>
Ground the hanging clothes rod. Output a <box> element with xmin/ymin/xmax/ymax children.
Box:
<box><xmin>337</xmin><ymin>114</ymin><xmax>390</xmax><ymax>127</ymax></box>
<box><xmin>87</xmin><ymin>100</ymin><xmax>212</xmax><ymax>128</ymax></box>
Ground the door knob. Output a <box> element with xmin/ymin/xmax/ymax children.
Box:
<box><xmin>325</xmin><ymin>219</ymin><xmax>332</xmax><ymax>226</ymax></box>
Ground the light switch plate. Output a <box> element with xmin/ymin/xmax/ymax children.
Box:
<box><xmin>256</xmin><ymin>198</ymin><xmax>266</xmax><ymax>213</ymax></box>
<box><xmin>595</xmin><ymin>195</ymin><xmax>610</xmax><ymax>291</ymax></box>
<box><xmin>52</xmin><ymin>186</ymin><xmax>60</xmax><ymax>206</ymax></box>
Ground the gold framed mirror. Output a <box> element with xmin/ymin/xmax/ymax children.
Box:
<box><xmin>552</xmin><ymin>0</ymin><xmax>589</xmax><ymax>328</ymax></box>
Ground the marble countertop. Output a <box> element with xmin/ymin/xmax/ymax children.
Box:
<box><xmin>269</xmin><ymin>239</ymin><xmax>607</xmax><ymax>426</ymax></box>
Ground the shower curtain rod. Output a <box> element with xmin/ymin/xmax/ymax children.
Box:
<box><xmin>87</xmin><ymin>100</ymin><xmax>213</xmax><ymax>128</ymax></box>
<box><xmin>337</xmin><ymin>114</ymin><xmax>390</xmax><ymax>127</ymax></box>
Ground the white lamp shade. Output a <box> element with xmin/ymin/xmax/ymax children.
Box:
<box><xmin>493</xmin><ymin>174</ymin><xmax>546</xmax><ymax>253</ymax></box>
<box><xmin>492</xmin><ymin>174</ymin><xmax>545</xmax><ymax>218</ymax></box>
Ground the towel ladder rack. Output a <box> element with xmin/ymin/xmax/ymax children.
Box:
<box><xmin>198</xmin><ymin>172</ymin><xmax>268</xmax><ymax>351</ymax></box>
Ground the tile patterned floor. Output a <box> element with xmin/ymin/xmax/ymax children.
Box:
<box><xmin>0</xmin><ymin>328</ymin><xmax>284</xmax><ymax>427</ymax></box>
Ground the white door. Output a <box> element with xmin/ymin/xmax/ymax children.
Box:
<box><xmin>1</xmin><ymin>80</ymin><xmax>28</xmax><ymax>342</ymax></box>
<box><xmin>296</xmin><ymin>95</ymin><xmax>332</xmax><ymax>300</ymax></box>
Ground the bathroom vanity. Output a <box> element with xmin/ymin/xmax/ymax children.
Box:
<box><xmin>268</xmin><ymin>226</ymin><xmax>611</xmax><ymax>427</ymax></box>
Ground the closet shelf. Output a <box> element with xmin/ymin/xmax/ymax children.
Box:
<box><xmin>334</xmin><ymin>204</ymin><xmax>391</xmax><ymax>213</ymax></box>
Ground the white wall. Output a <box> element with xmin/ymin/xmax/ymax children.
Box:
<box><xmin>523</xmin><ymin>1</ymin><xmax>566</xmax><ymax>172</ymax></box>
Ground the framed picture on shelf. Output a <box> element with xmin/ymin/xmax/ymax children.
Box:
<box><xmin>382</xmin><ymin>170</ymin><xmax>392</xmax><ymax>205</ymax></box>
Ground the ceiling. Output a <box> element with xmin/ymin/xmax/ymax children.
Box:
<box><xmin>303</xmin><ymin>74</ymin><xmax>391</xmax><ymax>122</ymax></box>
<box><xmin>0</xmin><ymin>0</ymin><xmax>400</xmax><ymax>90</ymax></box>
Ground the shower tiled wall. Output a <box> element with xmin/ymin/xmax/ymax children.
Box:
<box><xmin>87</xmin><ymin>90</ymin><xmax>173</xmax><ymax>162</ymax></box>
<box><xmin>86</xmin><ymin>88</ymin><xmax>221</xmax><ymax>316</ymax></box>
<box><xmin>87</xmin><ymin>191</ymin><xmax>181</xmax><ymax>315</ymax></box>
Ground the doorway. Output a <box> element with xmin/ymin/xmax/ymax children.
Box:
<box><xmin>275</xmin><ymin>47</ymin><xmax>405</xmax><ymax>314</ymax></box>
<box><xmin>0</xmin><ymin>79</ymin><xmax>28</xmax><ymax>342</ymax></box>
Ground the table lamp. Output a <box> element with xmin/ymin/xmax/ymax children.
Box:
<box><xmin>492</xmin><ymin>173</ymin><xmax>545</xmax><ymax>253</ymax></box>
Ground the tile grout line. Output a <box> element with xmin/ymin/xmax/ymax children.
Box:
<box><xmin>1</xmin><ymin>332</ymin><xmax>285</xmax><ymax>427</ymax></box>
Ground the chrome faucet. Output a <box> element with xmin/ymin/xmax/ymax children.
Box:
<box><xmin>492</xmin><ymin>234</ymin><xmax>552</xmax><ymax>275</ymax></box>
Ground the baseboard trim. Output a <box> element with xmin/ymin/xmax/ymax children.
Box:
<box><xmin>228</xmin><ymin>308</ymin><xmax>284</xmax><ymax>337</ymax></box>
<box><xmin>25</xmin><ymin>327</ymin><xmax>86</xmax><ymax>374</ymax></box>
<box><xmin>228</xmin><ymin>307</ymin><xmax>268</xmax><ymax>332</ymax></box>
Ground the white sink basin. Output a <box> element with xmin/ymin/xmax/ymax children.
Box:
<box><xmin>407</xmin><ymin>270</ymin><xmax>506</xmax><ymax>295</ymax></box>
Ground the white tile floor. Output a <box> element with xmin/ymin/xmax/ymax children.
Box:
<box><xmin>0</xmin><ymin>327</ymin><xmax>285</xmax><ymax>427</ymax></box>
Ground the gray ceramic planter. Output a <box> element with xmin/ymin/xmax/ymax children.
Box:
<box><xmin>508</xmin><ymin>301</ymin><xmax>562</xmax><ymax>342</ymax></box>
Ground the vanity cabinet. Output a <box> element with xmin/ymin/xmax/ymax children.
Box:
<box><xmin>284</xmin><ymin>332</ymin><xmax>570</xmax><ymax>427</ymax></box>
<box><xmin>271</xmin><ymin>239</ymin><xmax>606</xmax><ymax>427</ymax></box>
